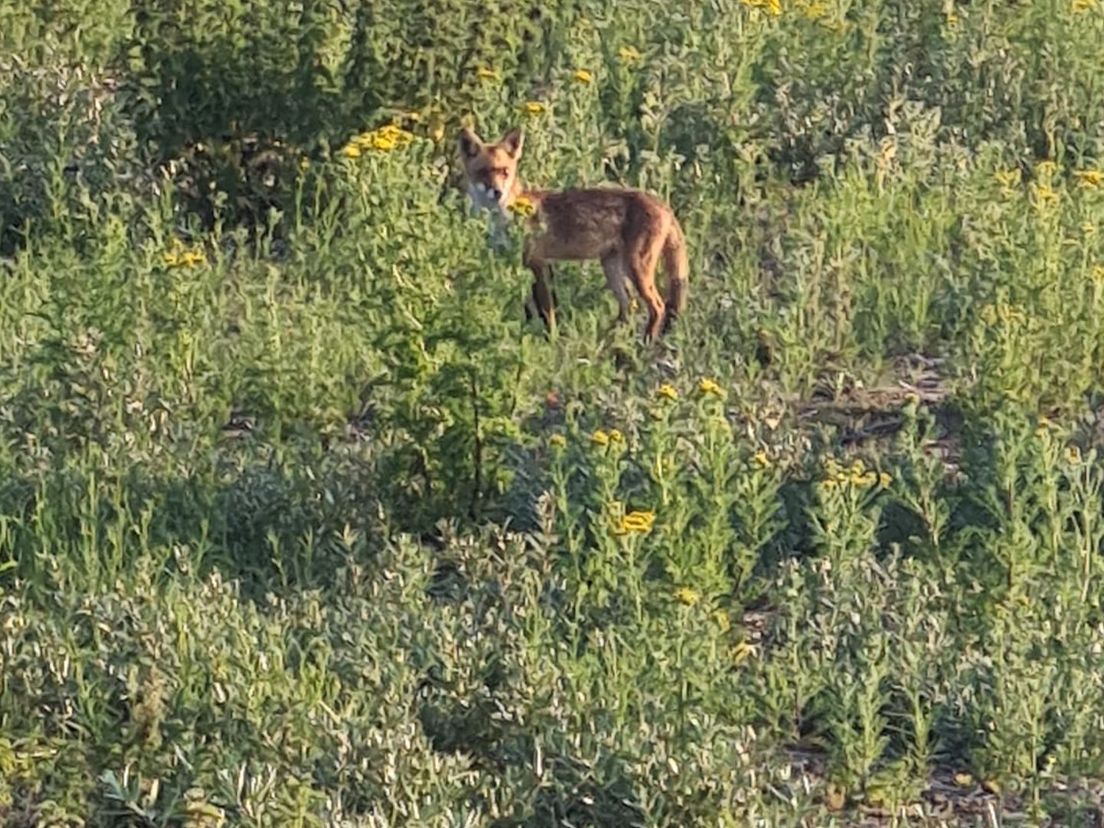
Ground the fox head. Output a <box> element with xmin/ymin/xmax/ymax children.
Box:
<box><xmin>457</xmin><ymin>126</ymin><xmax>524</xmax><ymax>213</ymax></box>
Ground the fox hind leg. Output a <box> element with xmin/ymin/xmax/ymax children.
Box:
<box><xmin>625</xmin><ymin>231</ymin><xmax>667</xmax><ymax>343</ymax></box>
<box><xmin>523</xmin><ymin>243</ymin><xmax>557</xmax><ymax>333</ymax></box>
<box><xmin>601</xmin><ymin>253</ymin><xmax>632</xmax><ymax>325</ymax></box>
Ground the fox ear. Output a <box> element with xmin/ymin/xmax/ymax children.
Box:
<box><xmin>500</xmin><ymin>127</ymin><xmax>524</xmax><ymax>158</ymax></box>
<box><xmin>458</xmin><ymin>127</ymin><xmax>483</xmax><ymax>159</ymax></box>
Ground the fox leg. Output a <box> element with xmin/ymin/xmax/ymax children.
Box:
<box><xmin>523</xmin><ymin>242</ymin><xmax>557</xmax><ymax>332</ymax></box>
<box><xmin>626</xmin><ymin>233</ymin><xmax>667</xmax><ymax>342</ymax></box>
<box><xmin>601</xmin><ymin>253</ymin><xmax>632</xmax><ymax>325</ymax></box>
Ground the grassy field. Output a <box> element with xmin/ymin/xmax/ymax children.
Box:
<box><xmin>2</xmin><ymin>0</ymin><xmax>1104</xmax><ymax>824</ymax></box>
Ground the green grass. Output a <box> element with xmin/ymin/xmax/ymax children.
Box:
<box><xmin>2</xmin><ymin>0</ymin><xmax>1104</xmax><ymax>824</ymax></box>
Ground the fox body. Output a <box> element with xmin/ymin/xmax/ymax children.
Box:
<box><xmin>458</xmin><ymin>126</ymin><xmax>688</xmax><ymax>342</ymax></box>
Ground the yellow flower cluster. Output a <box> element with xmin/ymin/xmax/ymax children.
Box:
<box><xmin>591</xmin><ymin>428</ymin><xmax>624</xmax><ymax>447</ymax></box>
<box><xmin>742</xmin><ymin>0</ymin><xmax>782</xmax><ymax>15</ymax></box>
<box><xmin>1074</xmin><ymin>169</ymin><xmax>1104</xmax><ymax>188</ymax></box>
<box><xmin>820</xmin><ymin>457</ymin><xmax>892</xmax><ymax>490</ymax></box>
<box><xmin>162</xmin><ymin>239</ymin><xmax>205</xmax><ymax>269</ymax></box>
<box><xmin>657</xmin><ymin>383</ymin><xmax>679</xmax><ymax>401</ymax></box>
<box><xmin>476</xmin><ymin>66</ymin><xmax>498</xmax><ymax>81</ymax></box>
<box><xmin>1031</xmin><ymin>182</ymin><xmax>1060</xmax><ymax>209</ymax></box>
<box><xmin>1073</xmin><ymin>0</ymin><xmax>1096</xmax><ymax>12</ymax></box>
<box><xmin>342</xmin><ymin>124</ymin><xmax>414</xmax><ymax>158</ymax></box>
<box><xmin>509</xmin><ymin>194</ymin><xmax>538</xmax><ymax>217</ymax></box>
<box><xmin>611</xmin><ymin>506</ymin><xmax>656</xmax><ymax>536</ymax></box>
<box><xmin>753</xmin><ymin>450</ymin><xmax>771</xmax><ymax>468</ymax></box>
<box><xmin>674</xmin><ymin>586</ymin><xmax>700</xmax><ymax>606</ymax></box>
<box><xmin>698</xmin><ymin>377</ymin><xmax>725</xmax><ymax>397</ymax></box>
<box><xmin>618</xmin><ymin>46</ymin><xmax>643</xmax><ymax>64</ymax></box>
<box><xmin>521</xmin><ymin>101</ymin><xmax>547</xmax><ymax>116</ymax></box>
<box><xmin>994</xmin><ymin>168</ymin><xmax>1021</xmax><ymax>190</ymax></box>
<box><xmin>573</xmin><ymin>68</ymin><xmax>594</xmax><ymax>85</ymax></box>
<box><xmin>549</xmin><ymin>433</ymin><xmax>567</xmax><ymax>449</ymax></box>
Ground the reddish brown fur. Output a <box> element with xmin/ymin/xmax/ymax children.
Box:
<box><xmin>458</xmin><ymin>126</ymin><xmax>689</xmax><ymax>342</ymax></box>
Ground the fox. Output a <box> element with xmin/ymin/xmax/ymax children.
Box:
<box><xmin>457</xmin><ymin>125</ymin><xmax>688</xmax><ymax>342</ymax></box>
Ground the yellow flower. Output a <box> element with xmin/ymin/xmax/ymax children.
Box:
<box><xmin>162</xmin><ymin>240</ymin><xmax>204</xmax><ymax>269</ymax></box>
<box><xmin>591</xmin><ymin>429</ymin><xmax>610</xmax><ymax>446</ymax></box>
<box><xmin>573</xmin><ymin>68</ymin><xmax>594</xmax><ymax>85</ymax></box>
<box><xmin>612</xmin><ymin>509</ymin><xmax>656</xmax><ymax>536</ymax></box>
<box><xmin>945</xmin><ymin>11</ymin><xmax>959</xmax><ymax>26</ymax></box>
<box><xmin>657</xmin><ymin>383</ymin><xmax>679</xmax><ymax>401</ymax></box>
<box><xmin>1035</xmin><ymin>160</ymin><xmax>1058</xmax><ymax>179</ymax></box>
<box><xmin>879</xmin><ymin>472</ymin><xmax>892</xmax><ymax>488</ymax></box>
<box><xmin>476</xmin><ymin>66</ymin><xmax>497</xmax><ymax>80</ymax></box>
<box><xmin>674</xmin><ymin>586</ymin><xmax>700</xmax><ymax>606</ymax></box>
<box><xmin>521</xmin><ymin>100</ymin><xmax>547</xmax><ymax>116</ymax></box>
<box><xmin>698</xmin><ymin>377</ymin><xmax>725</xmax><ymax>397</ymax></box>
<box><xmin>509</xmin><ymin>195</ymin><xmax>537</xmax><ymax>217</ymax></box>
<box><xmin>1074</xmin><ymin>169</ymin><xmax>1104</xmax><ymax>188</ymax></box>
<box><xmin>608</xmin><ymin>429</ymin><xmax>624</xmax><ymax>443</ymax></box>
<box><xmin>994</xmin><ymin>168</ymin><xmax>1021</xmax><ymax>189</ymax></box>
<box><xmin>753</xmin><ymin>450</ymin><xmax>770</xmax><ymax>469</ymax></box>
<box><xmin>342</xmin><ymin>143</ymin><xmax>362</xmax><ymax>159</ymax></box>
<box><xmin>713</xmin><ymin>610</ymin><xmax>731</xmax><ymax>632</ymax></box>
<box><xmin>1073</xmin><ymin>0</ymin><xmax>1096</xmax><ymax>11</ymax></box>
<box><xmin>618</xmin><ymin>45</ymin><xmax>643</xmax><ymax>64</ymax></box>
<box><xmin>1068</xmin><ymin>446</ymin><xmax>1082</xmax><ymax>465</ymax></box>
<box><xmin>549</xmin><ymin>433</ymin><xmax>567</xmax><ymax>449</ymax></box>
<box><xmin>1031</xmin><ymin>182</ymin><xmax>1060</xmax><ymax>208</ymax></box>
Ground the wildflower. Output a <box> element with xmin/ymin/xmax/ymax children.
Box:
<box><xmin>573</xmin><ymin>68</ymin><xmax>594</xmax><ymax>85</ymax></box>
<box><xmin>674</xmin><ymin>586</ymin><xmax>700</xmax><ymax>606</ymax></box>
<box><xmin>342</xmin><ymin>143</ymin><xmax>362</xmax><ymax>159</ymax></box>
<box><xmin>713</xmin><ymin>610</ymin><xmax>731</xmax><ymax>632</ymax></box>
<box><xmin>879</xmin><ymin>471</ymin><xmax>892</xmax><ymax>488</ymax></box>
<box><xmin>945</xmin><ymin>11</ymin><xmax>959</xmax><ymax>26</ymax></box>
<box><xmin>608</xmin><ymin>429</ymin><xmax>624</xmax><ymax>443</ymax></box>
<box><xmin>476</xmin><ymin>66</ymin><xmax>497</xmax><ymax>80</ymax></box>
<box><xmin>1074</xmin><ymin>169</ymin><xmax>1104</xmax><ymax>188</ymax></box>
<box><xmin>162</xmin><ymin>240</ymin><xmax>204</xmax><ymax>269</ymax></box>
<box><xmin>1073</xmin><ymin>0</ymin><xmax>1096</xmax><ymax>11</ymax></box>
<box><xmin>521</xmin><ymin>100</ymin><xmax>547</xmax><ymax>116</ymax></box>
<box><xmin>1031</xmin><ymin>182</ymin><xmax>1060</xmax><ymax>208</ymax></box>
<box><xmin>509</xmin><ymin>194</ymin><xmax>537</xmax><ymax>217</ymax></box>
<box><xmin>591</xmin><ymin>429</ymin><xmax>610</xmax><ymax>446</ymax></box>
<box><xmin>698</xmin><ymin>377</ymin><xmax>725</xmax><ymax>397</ymax></box>
<box><xmin>994</xmin><ymin>169</ymin><xmax>1021</xmax><ymax>189</ymax></box>
<box><xmin>753</xmin><ymin>450</ymin><xmax>770</xmax><ymax>469</ymax></box>
<box><xmin>1033</xmin><ymin>160</ymin><xmax>1059</xmax><ymax>178</ymax></box>
<box><xmin>618</xmin><ymin>45</ymin><xmax>643</xmax><ymax>64</ymax></box>
<box><xmin>549</xmin><ymin>433</ymin><xmax>567</xmax><ymax>449</ymax></box>
<box><xmin>612</xmin><ymin>508</ymin><xmax>656</xmax><ymax>536</ymax></box>
<box><xmin>1068</xmin><ymin>446</ymin><xmax>1082</xmax><ymax>465</ymax></box>
<box><xmin>657</xmin><ymin>383</ymin><xmax>679</xmax><ymax>401</ymax></box>
<box><xmin>732</xmin><ymin>640</ymin><xmax>754</xmax><ymax>664</ymax></box>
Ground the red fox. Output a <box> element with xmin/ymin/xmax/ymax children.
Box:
<box><xmin>458</xmin><ymin>125</ymin><xmax>688</xmax><ymax>342</ymax></box>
